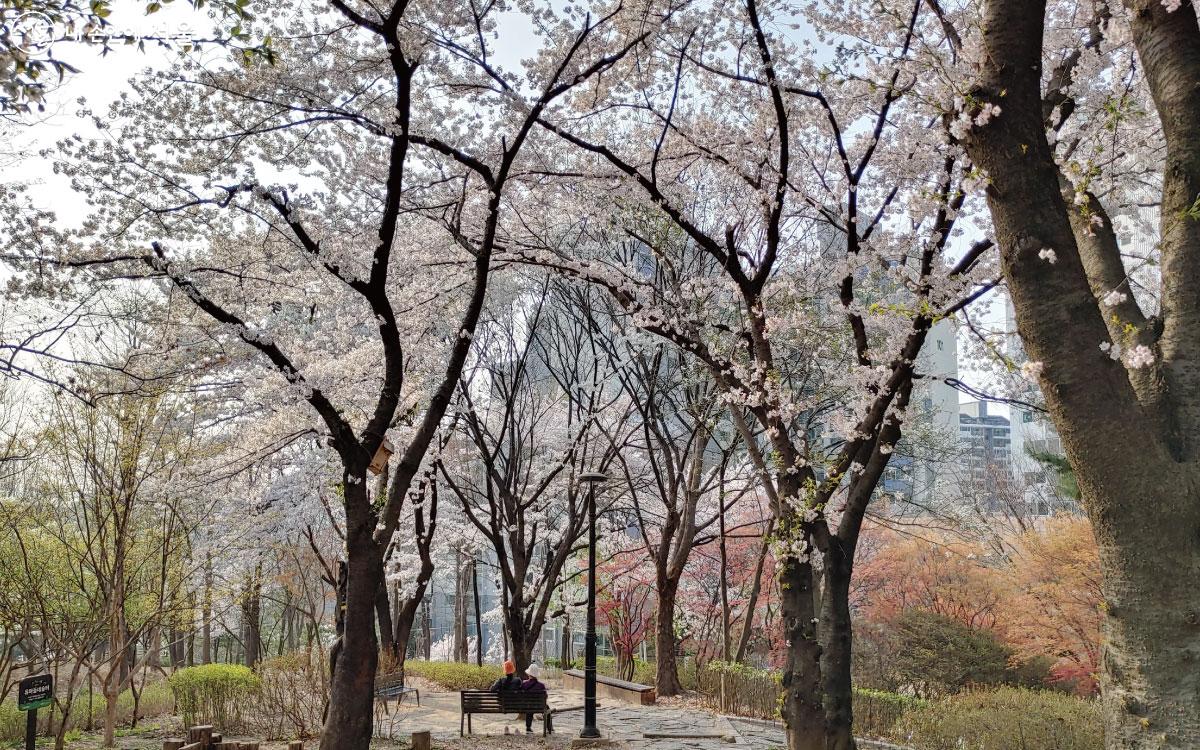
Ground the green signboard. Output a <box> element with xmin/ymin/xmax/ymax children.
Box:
<box><xmin>18</xmin><ymin>674</ymin><xmax>52</xmax><ymax>711</ymax></box>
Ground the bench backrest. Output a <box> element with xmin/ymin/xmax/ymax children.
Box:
<box><xmin>376</xmin><ymin>672</ymin><xmax>405</xmax><ymax>689</ymax></box>
<box><xmin>460</xmin><ymin>689</ymin><xmax>547</xmax><ymax>712</ymax></box>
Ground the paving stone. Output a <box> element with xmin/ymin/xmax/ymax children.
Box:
<box><xmin>377</xmin><ymin>689</ymin><xmax>798</xmax><ymax>750</ymax></box>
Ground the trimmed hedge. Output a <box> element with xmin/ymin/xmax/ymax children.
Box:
<box><xmin>404</xmin><ymin>661</ymin><xmax>504</xmax><ymax>691</ymax></box>
<box><xmin>693</xmin><ymin>660</ymin><xmax>921</xmax><ymax>738</ymax></box>
<box><xmin>893</xmin><ymin>686</ymin><xmax>1102</xmax><ymax>749</ymax></box>
<box><xmin>169</xmin><ymin>663</ymin><xmax>261</xmax><ymax>732</ymax></box>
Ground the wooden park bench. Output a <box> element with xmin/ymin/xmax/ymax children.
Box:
<box><xmin>459</xmin><ymin>689</ymin><xmax>552</xmax><ymax>736</ymax></box>
<box><xmin>375</xmin><ymin>671</ymin><xmax>420</xmax><ymax>708</ymax></box>
<box><xmin>563</xmin><ymin>669</ymin><xmax>656</xmax><ymax>705</ymax></box>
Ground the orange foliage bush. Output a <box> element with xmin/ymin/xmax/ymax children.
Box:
<box><xmin>854</xmin><ymin>516</ymin><xmax>1102</xmax><ymax>695</ymax></box>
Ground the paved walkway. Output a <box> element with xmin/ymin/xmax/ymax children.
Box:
<box><xmin>374</xmin><ymin>688</ymin><xmax>784</xmax><ymax>750</ymax></box>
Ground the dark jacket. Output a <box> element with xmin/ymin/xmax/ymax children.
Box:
<box><xmin>520</xmin><ymin>677</ymin><xmax>547</xmax><ymax>693</ymax></box>
<box><xmin>490</xmin><ymin>674</ymin><xmax>521</xmax><ymax>692</ymax></box>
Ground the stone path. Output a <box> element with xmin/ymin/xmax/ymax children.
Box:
<box><xmin>375</xmin><ymin>689</ymin><xmax>780</xmax><ymax>750</ymax></box>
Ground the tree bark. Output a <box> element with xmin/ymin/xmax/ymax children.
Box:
<box><xmin>472</xmin><ymin>558</ymin><xmax>483</xmax><ymax>666</ymax></box>
<box><xmin>319</xmin><ymin>488</ymin><xmax>384</xmax><ymax>750</ymax></box>
<box><xmin>819</xmin><ymin>555</ymin><xmax>856</xmax><ymax>750</ymax></box>
<box><xmin>422</xmin><ymin>599</ymin><xmax>432</xmax><ymax>661</ymax></box>
<box><xmin>560</xmin><ymin>616</ymin><xmax>573</xmax><ymax>669</ymax></box>
<box><xmin>243</xmin><ymin>568</ymin><xmax>262</xmax><ymax>669</ymax></box>
<box><xmin>718</xmin><ymin>491</ymin><xmax>731</xmax><ymax>662</ymax></box>
<box><xmin>374</xmin><ymin>580</ymin><xmax>394</xmax><ymax>659</ymax></box>
<box><xmin>778</xmin><ymin>557</ymin><xmax>825</xmax><ymax>750</ymax></box>
<box><xmin>960</xmin><ymin>0</ymin><xmax>1200</xmax><ymax>746</ymax></box>
<box><xmin>654</xmin><ymin>578</ymin><xmax>683</xmax><ymax>696</ymax></box>
<box><xmin>454</xmin><ymin>549</ymin><xmax>468</xmax><ymax>662</ymax></box>
<box><xmin>734</xmin><ymin>524</ymin><xmax>773</xmax><ymax>663</ymax></box>
<box><xmin>202</xmin><ymin>555</ymin><xmax>213</xmax><ymax>665</ymax></box>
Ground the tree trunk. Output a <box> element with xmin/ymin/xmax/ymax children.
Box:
<box><xmin>374</xmin><ymin>580</ymin><xmax>394</xmax><ymax>659</ymax></box>
<box><xmin>421</xmin><ymin>599</ymin><xmax>431</xmax><ymax>661</ymax></box>
<box><xmin>718</xmin><ymin>494</ymin><xmax>731</xmax><ymax>662</ymax></box>
<box><xmin>243</xmin><ymin>569</ymin><xmax>262</xmax><ymax>669</ymax></box>
<box><xmin>1094</xmin><ymin>488</ymin><xmax>1200</xmax><ymax>748</ymax></box>
<box><xmin>819</xmin><ymin>558</ymin><xmax>856</xmax><ymax>750</ymax></box>
<box><xmin>506</xmin><ymin>610</ymin><xmax>533</xmax><ymax>672</ymax></box>
<box><xmin>654</xmin><ymin>577</ymin><xmax>683</xmax><ymax>696</ymax></box>
<box><xmin>559</xmin><ymin>616</ymin><xmax>572</xmax><ymax>670</ymax></box>
<box><xmin>959</xmin><ymin>0</ymin><xmax>1200</xmax><ymax>746</ymax></box>
<box><xmin>454</xmin><ymin>550</ymin><xmax>468</xmax><ymax>662</ymax></box>
<box><xmin>778</xmin><ymin>557</ymin><xmax>825</xmax><ymax>750</ymax></box>
<box><xmin>319</xmin><ymin>519</ymin><xmax>384</xmax><ymax>750</ymax></box>
<box><xmin>148</xmin><ymin>627</ymin><xmax>161</xmax><ymax>671</ymax></box>
<box><xmin>735</xmin><ymin>524</ymin><xmax>773</xmax><ymax>663</ymax></box>
<box><xmin>202</xmin><ymin>555</ymin><xmax>213</xmax><ymax>664</ymax></box>
<box><xmin>472</xmin><ymin>558</ymin><xmax>483</xmax><ymax>666</ymax></box>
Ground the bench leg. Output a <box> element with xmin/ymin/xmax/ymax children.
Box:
<box><xmin>468</xmin><ymin>713</ymin><xmax>473</xmax><ymax>735</ymax></box>
<box><xmin>461</xmin><ymin>712</ymin><xmax>465</xmax><ymax>737</ymax></box>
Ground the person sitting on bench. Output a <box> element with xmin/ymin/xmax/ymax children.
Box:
<box><xmin>489</xmin><ymin>660</ymin><xmax>520</xmax><ymax>692</ymax></box>
<box><xmin>518</xmin><ymin>663</ymin><xmax>548</xmax><ymax>734</ymax></box>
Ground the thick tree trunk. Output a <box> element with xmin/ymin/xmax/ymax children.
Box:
<box><xmin>1093</xmin><ymin>482</ymin><xmax>1200</xmax><ymax>748</ymax></box>
<box><xmin>960</xmin><ymin>0</ymin><xmax>1200</xmax><ymax>746</ymax></box>
<box><xmin>778</xmin><ymin>557</ymin><xmax>824</xmax><ymax>750</ymax></box>
<box><xmin>654</xmin><ymin>578</ymin><xmax>683</xmax><ymax>696</ymax></box>
<box><xmin>243</xmin><ymin>570</ymin><xmax>262</xmax><ymax>669</ymax></box>
<box><xmin>319</xmin><ymin>524</ymin><xmax>383</xmax><ymax>750</ymax></box>
<box><xmin>506</xmin><ymin>610</ymin><xmax>533</xmax><ymax>672</ymax></box>
<box><xmin>820</xmin><ymin>558</ymin><xmax>856</xmax><ymax>750</ymax></box>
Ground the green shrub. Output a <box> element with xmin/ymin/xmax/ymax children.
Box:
<box><xmin>169</xmin><ymin>664</ymin><xmax>261</xmax><ymax>732</ymax></box>
<box><xmin>404</xmin><ymin>661</ymin><xmax>504</xmax><ymax>691</ymax></box>
<box><xmin>853</xmin><ymin>687</ymin><xmax>925</xmax><ymax>740</ymax></box>
<box><xmin>0</xmin><ymin>699</ymin><xmax>22</xmax><ymax>742</ymax></box>
<box><xmin>893</xmin><ymin>686</ymin><xmax>1102</xmax><ymax>750</ymax></box>
<box><xmin>134</xmin><ymin>680</ymin><xmax>175</xmax><ymax>721</ymax></box>
<box><xmin>695</xmin><ymin>660</ymin><xmax>780</xmax><ymax>719</ymax></box>
<box><xmin>592</xmin><ymin>656</ymin><xmax>696</xmax><ymax>689</ymax></box>
<box><xmin>892</xmin><ymin>610</ymin><xmax>1013</xmax><ymax>697</ymax></box>
<box><xmin>0</xmin><ymin>679</ymin><xmax>174</xmax><ymax>743</ymax></box>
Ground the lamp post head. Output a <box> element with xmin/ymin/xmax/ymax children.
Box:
<box><xmin>578</xmin><ymin>472</ymin><xmax>609</xmax><ymax>486</ymax></box>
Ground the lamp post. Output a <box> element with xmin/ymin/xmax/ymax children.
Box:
<box><xmin>578</xmin><ymin>471</ymin><xmax>608</xmax><ymax>740</ymax></box>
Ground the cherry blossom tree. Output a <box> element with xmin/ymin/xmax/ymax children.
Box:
<box><xmin>952</xmin><ymin>0</ymin><xmax>1200</xmax><ymax>743</ymax></box>
<box><xmin>598</xmin><ymin>333</ymin><xmax>753</xmax><ymax>695</ymax></box>
<box><xmin>3</xmin><ymin>1</ymin><xmax>666</xmax><ymax>745</ymax></box>
<box><xmin>499</xmin><ymin>2</ymin><xmax>994</xmax><ymax>745</ymax></box>
<box><xmin>440</xmin><ymin>279</ymin><xmax>629</xmax><ymax>670</ymax></box>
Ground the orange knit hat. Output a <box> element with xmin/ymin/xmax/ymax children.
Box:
<box><xmin>503</xmin><ymin>659</ymin><xmax>516</xmax><ymax>674</ymax></box>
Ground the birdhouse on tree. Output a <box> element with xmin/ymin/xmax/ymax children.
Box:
<box><xmin>368</xmin><ymin>437</ymin><xmax>394</xmax><ymax>475</ymax></box>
